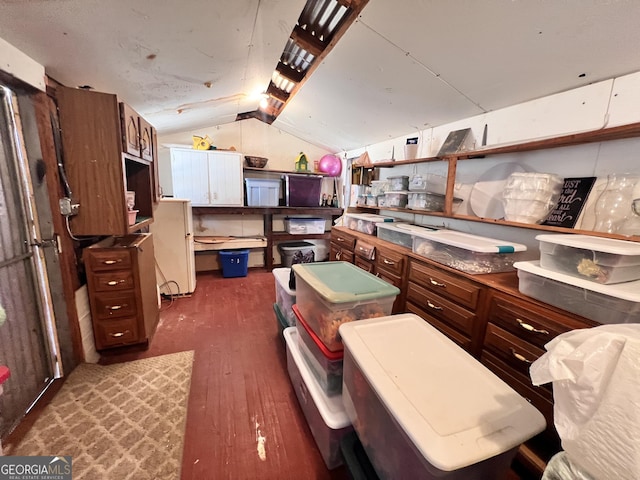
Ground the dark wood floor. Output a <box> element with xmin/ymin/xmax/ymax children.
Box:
<box><xmin>8</xmin><ymin>269</ymin><xmax>527</xmax><ymax>479</ymax></box>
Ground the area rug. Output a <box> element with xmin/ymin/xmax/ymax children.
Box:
<box><xmin>7</xmin><ymin>350</ymin><xmax>194</xmax><ymax>480</ymax></box>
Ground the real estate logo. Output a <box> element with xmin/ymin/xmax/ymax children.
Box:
<box><xmin>0</xmin><ymin>456</ymin><xmax>72</xmax><ymax>480</ymax></box>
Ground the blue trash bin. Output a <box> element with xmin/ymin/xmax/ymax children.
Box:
<box><xmin>219</xmin><ymin>249</ymin><xmax>249</xmax><ymax>278</ymax></box>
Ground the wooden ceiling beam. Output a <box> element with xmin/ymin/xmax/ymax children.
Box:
<box><xmin>275</xmin><ymin>62</ymin><xmax>304</xmax><ymax>84</ymax></box>
<box><xmin>290</xmin><ymin>25</ymin><xmax>325</xmax><ymax>57</ymax></box>
<box><xmin>266</xmin><ymin>83</ymin><xmax>289</xmax><ymax>103</ymax></box>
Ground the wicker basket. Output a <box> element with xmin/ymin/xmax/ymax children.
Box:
<box><xmin>245</xmin><ymin>156</ymin><xmax>268</xmax><ymax>168</ymax></box>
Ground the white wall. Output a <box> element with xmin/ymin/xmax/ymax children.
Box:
<box><xmin>0</xmin><ymin>36</ymin><xmax>45</xmax><ymax>91</ymax></box>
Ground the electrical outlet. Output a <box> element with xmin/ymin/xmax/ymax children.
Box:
<box><xmin>59</xmin><ymin>198</ymin><xmax>79</xmax><ymax>216</ymax></box>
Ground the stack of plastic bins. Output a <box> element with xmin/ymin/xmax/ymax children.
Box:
<box><xmin>283</xmin><ymin>327</ymin><xmax>352</xmax><ymax>469</ymax></box>
<box><xmin>340</xmin><ymin>314</ymin><xmax>546</xmax><ymax>480</ymax></box>
<box><xmin>293</xmin><ymin>305</ymin><xmax>343</xmax><ymax>396</ymax></box>
<box><xmin>273</xmin><ymin>267</ymin><xmax>296</xmax><ymax>330</ymax></box>
<box><xmin>291</xmin><ymin>261</ymin><xmax>400</xmax><ymax>352</ymax></box>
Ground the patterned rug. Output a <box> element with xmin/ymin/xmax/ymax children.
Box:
<box><xmin>6</xmin><ymin>351</ymin><xmax>194</xmax><ymax>480</ymax></box>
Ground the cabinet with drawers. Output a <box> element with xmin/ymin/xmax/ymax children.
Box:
<box><xmin>330</xmin><ymin>228</ymin><xmax>356</xmax><ymax>263</ymax></box>
<box><xmin>406</xmin><ymin>258</ymin><xmax>485</xmax><ymax>354</ymax></box>
<box><xmin>480</xmin><ymin>290</ymin><xmax>597</xmax><ymax>468</ymax></box>
<box><xmin>375</xmin><ymin>245</ymin><xmax>405</xmax><ymax>313</ymax></box>
<box><xmin>83</xmin><ymin>234</ymin><xmax>159</xmax><ymax>350</ymax></box>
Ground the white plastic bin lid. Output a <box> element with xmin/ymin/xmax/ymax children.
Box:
<box><xmin>345</xmin><ymin>213</ymin><xmax>395</xmax><ymax>223</ymax></box>
<box><xmin>273</xmin><ymin>267</ymin><xmax>295</xmax><ymax>296</ymax></box>
<box><xmin>376</xmin><ymin>223</ymin><xmax>438</xmax><ymax>235</ymax></box>
<box><xmin>339</xmin><ymin>314</ymin><xmax>546</xmax><ymax>471</ymax></box>
<box><xmin>283</xmin><ymin>327</ymin><xmax>350</xmax><ymax>429</ymax></box>
<box><xmin>536</xmin><ymin>234</ymin><xmax>640</xmax><ymax>256</ymax></box>
<box><xmin>514</xmin><ymin>260</ymin><xmax>640</xmax><ymax>302</ymax></box>
<box><xmin>413</xmin><ymin>230</ymin><xmax>527</xmax><ymax>253</ymax></box>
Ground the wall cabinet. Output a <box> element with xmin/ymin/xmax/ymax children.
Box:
<box><xmin>83</xmin><ymin>234</ymin><xmax>159</xmax><ymax>350</ymax></box>
<box><xmin>56</xmin><ymin>86</ymin><xmax>157</xmax><ymax>236</ymax></box>
<box><xmin>170</xmin><ymin>148</ymin><xmax>243</xmax><ymax>206</ymax></box>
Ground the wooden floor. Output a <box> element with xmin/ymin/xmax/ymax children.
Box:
<box><xmin>8</xmin><ymin>269</ymin><xmax>526</xmax><ymax>479</ymax></box>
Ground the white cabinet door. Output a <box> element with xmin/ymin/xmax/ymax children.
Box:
<box><xmin>207</xmin><ymin>151</ymin><xmax>243</xmax><ymax>206</ymax></box>
<box><xmin>170</xmin><ymin>149</ymin><xmax>211</xmax><ymax>205</ymax></box>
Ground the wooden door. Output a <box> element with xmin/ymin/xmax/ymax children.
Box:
<box><xmin>120</xmin><ymin>103</ymin><xmax>140</xmax><ymax>157</ymax></box>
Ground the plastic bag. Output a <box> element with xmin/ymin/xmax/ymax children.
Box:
<box><xmin>542</xmin><ymin>452</ymin><xmax>595</xmax><ymax>480</ymax></box>
<box><xmin>530</xmin><ymin>324</ymin><xmax>640</xmax><ymax>480</ymax></box>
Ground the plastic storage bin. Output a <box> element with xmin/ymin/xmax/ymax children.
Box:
<box><xmin>340</xmin><ymin>314</ymin><xmax>546</xmax><ymax>480</ymax></box>
<box><xmin>291</xmin><ymin>262</ymin><xmax>400</xmax><ymax>352</ymax></box>
<box><xmin>340</xmin><ymin>431</ymin><xmax>381</xmax><ymax>480</ymax></box>
<box><xmin>219</xmin><ymin>249</ymin><xmax>249</xmax><ymax>278</ymax></box>
<box><xmin>386</xmin><ymin>175</ymin><xmax>409</xmax><ymax>191</ymax></box>
<box><xmin>376</xmin><ymin>223</ymin><xmax>437</xmax><ymax>249</ymax></box>
<box><xmin>293</xmin><ymin>305</ymin><xmax>344</xmax><ymax>396</ymax></box>
<box><xmin>273</xmin><ymin>303</ymin><xmax>289</xmax><ymax>336</ymax></box>
<box><xmin>383</xmin><ymin>191</ymin><xmax>408</xmax><ymax>208</ymax></box>
<box><xmin>278</xmin><ymin>241</ymin><xmax>316</xmax><ymax>268</ymax></box>
<box><xmin>284</xmin><ymin>174</ymin><xmax>323</xmax><ymax>207</ymax></box>
<box><xmin>514</xmin><ymin>260</ymin><xmax>640</xmax><ymax>324</ymax></box>
<box><xmin>283</xmin><ymin>327</ymin><xmax>353</xmax><ymax>469</ymax></box>
<box><xmin>407</xmin><ymin>192</ymin><xmax>463</xmax><ymax>212</ymax></box>
<box><xmin>284</xmin><ymin>217</ymin><xmax>326</xmax><ymax>235</ymax></box>
<box><xmin>245</xmin><ymin>178</ymin><xmax>280</xmax><ymax>206</ymax></box>
<box><xmin>412</xmin><ymin>230</ymin><xmax>527</xmax><ymax>274</ymax></box>
<box><xmin>536</xmin><ymin>234</ymin><xmax>640</xmax><ymax>284</ymax></box>
<box><xmin>273</xmin><ymin>267</ymin><xmax>296</xmax><ymax>326</ymax></box>
<box><xmin>344</xmin><ymin>213</ymin><xmax>395</xmax><ymax>235</ymax></box>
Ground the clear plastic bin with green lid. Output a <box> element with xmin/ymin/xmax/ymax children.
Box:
<box><xmin>291</xmin><ymin>261</ymin><xmax>400</xmax><ymax>352</ymax></box>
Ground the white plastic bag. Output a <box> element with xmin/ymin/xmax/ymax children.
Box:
<box><xmin>530</xmin><ymin>324</ymin><xmax>640</xmax><ymax>480</ymax></box>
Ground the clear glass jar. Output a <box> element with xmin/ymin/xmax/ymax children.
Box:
<box><xmin>593</xmin><ymin>174</ymin><xmax>639</xmax><ymax>233</ymax></box>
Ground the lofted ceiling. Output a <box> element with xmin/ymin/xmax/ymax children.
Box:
<box><xmin>1</xmin><ymin>0</ymin><xmax>640</xmax><ymax>152</ymax></box>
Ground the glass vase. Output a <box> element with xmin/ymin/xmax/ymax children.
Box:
<box><xmin>593</xmin><ymin>174</ymin><xmax>639</xmax><ymax>234</ymax></box>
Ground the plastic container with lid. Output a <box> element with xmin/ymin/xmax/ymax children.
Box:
<box><xmin>384</xmin><ymin>191</ymin><xmax>408</xmax><ymax>208</ymax></box>
<box><xmin>273</xmin><ymin>267</ymin><xmax>296</xmax><ymax>326</ymax></box>
<box><xmin>412</xmin><ymin>230</ymin><xmax>527</xmax><ymax>274</ymax></box>
<box><xmin>340</xmin><ymin>314</ymin><xmax>546</xmax><ymax>479</ymax></box>
<box><xmin>376</xmin><ymin>223</ymin><xmax>438</xmax><ymax>249</ymax></box>
<box><xmin>283</xmin><ymin>327</ymin><xmax>353</xmax><ymax>469</ymax></box>
<box><xmin>386</xmin><ymin>175</ymin><xmax>409</xmax><ymax>191</ymax></box>
<box><xmin>293</xmin><ymin>305</ymin><xmax>344</xmax><ymax>396</ymax></box>
<box><xmin>407</xmin><ymin>192</ymin><xmax>463</xmax><ymax>212</ymax></box>
<box><xmin>515</xmin><ymin>260</ymin><xmax>640</xmax><ymax>324</ymax></box>
<box><xmin>537</xmin><ymin>234</ymin><xmax>640</xmax><ymax>284</ymax></box>
<box><xmin>284</xmin><ymin>217</ymin><xmax>326</xmax><ymax>235</ymax></box>
<box><xmin>291</xmin><ymin>262</ymin><xmax>400</xmax><ymax>352</ymax></box>
<box><xmin>344</xmin><ymin>213</ymin><xmax>395</xmax><ymax>235</ymax></box>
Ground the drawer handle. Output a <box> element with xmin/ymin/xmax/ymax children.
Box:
<box><xmin>110</xmin><ymin>330</ymin><xmax>130</xmax><ymax>338</ymax></box>
<box><xmin>337</xmin><ymin>237</ymin><xmax>345</xmax><ymax>242</ymax></box>
<box><xmin>103</xmin><ymin>260</ymin><xmax>118</xmax><ymax>265</ymax></box>
<box><xmin>510</xmin><ymin>348</ymin><xmax>532</xmax><ymax>364</ymax></box>
<box><xmin>383</xmin><ymin>258</ymin><xmax>395</xmax><ymax>266</ymax></box>
<box><xmin>106</xmin><ymin>280</ymin><xmax>125</xmax><ymax>286</ymax></box>
<box><xmin>107</xmin><ymin>304</ymin><xmax>126</xmax><ymax>311</ymax></box>
<box><xmin>516</xmin><ymin>318</ymin><xmax>550</xmax><ymax>335</ymax></box>
<box><xmin>429</xmin><ymin>278</ymin><xmax>446</xmax><ymax>288</ymax></box>
<box><xmin>336</xmin><ymin>251</ymin><xmax>342</xmax><ymax>260</ymax></box>
<box><xmin>426</xmin><ymin>300</ymin><xmax>443</xmax><ymax>311</ymax></box>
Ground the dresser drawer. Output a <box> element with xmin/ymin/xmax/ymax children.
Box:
<box><xmin>91</xmin><ymin>270</ymin><xmax>135</xmax><ymax>292</ymax></box>
<box><xmin>408</xmin><ymin>259</ymin><xmax>481</xmax><ymax>309</ymax></box>
<box><xmin>354</xmin><ymin>239</ymin><xmax>375</xmax><ymax>260</ymax></box>
<box><xmin>406</xmin><ymin>301</ymin><xmax>472</xmax><ymax>351</ymax></box>
<box><xmin>92</xmin><ymin>291</ymin><xmax>138</xmax><ymax>320</ymax></box>
<box><xmin>85</xmin><ymin>249</ymin><xmax>132</xmax><ymax>271</ymax></box>
<box><xmin>483</xmin><ymin>323</ymin><xmax>549</xmax><ymax>386</ymax></box>
<box><xmin>331</xmin><ymin>230</ymin><xmax>356</xmax><ymax>251</ymax></box>
<box><xmin>332</xmin><ymin>247</ymin><xmax>353</xmax><ymax>263</ymax></box>
<box><xmin>487</xmin><ymin>292</ymin><xmax>592</xmax><ymax>351</ymax></box>
<box><xmin>94</xmin><ymin>317</ymin><xmax>140</xmax><ymax>348</ymax></box>
<box><xmin>406</xmin><ymin>281</ymin><xmax>476</xmax><ymax>337</ymax></box>
<box><xmin>354</xmin><ymin>256</ymin><xmax>374</xmax><ymax>273</ymax></box>
<box><xmin>375</xmin><ymin>247</ymin><xmax>404</xmax><ymax>276</ymax></box>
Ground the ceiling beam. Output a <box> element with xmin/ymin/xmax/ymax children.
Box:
<box><xmin>266</xmin><ymin>83</ymin><xmax>290</xmax><ymax>103</ymax></box>
<box><xmin>275</xmin><ymin>62</ymin><xmax>305</xmax><ymax>84</ymax></box>
<box><xmin>290</xmin><ymin>25</ymin><xmax>326</xmax><ymax>57</ymax></box>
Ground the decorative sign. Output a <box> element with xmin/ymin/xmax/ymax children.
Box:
<box><xmin>437</xmin><ymin>128</ymin><xmax>474</xmax><ymax>156</ymax></box>
<box><xmin>542</xmin><ymin>177</ymin><xmax>597</xmax><ymax>228</ymax></box>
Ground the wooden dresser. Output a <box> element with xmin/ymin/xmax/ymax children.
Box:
<box><xmin>83</xmin><ymin>234</ymin><xmax>159</xmax><ymax>350</ymax></box>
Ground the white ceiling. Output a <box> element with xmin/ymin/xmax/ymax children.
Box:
<box><xmin>1</xmin><ymin>0</ymin><xmax>640</xmax><ymax>152</ymax></box>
